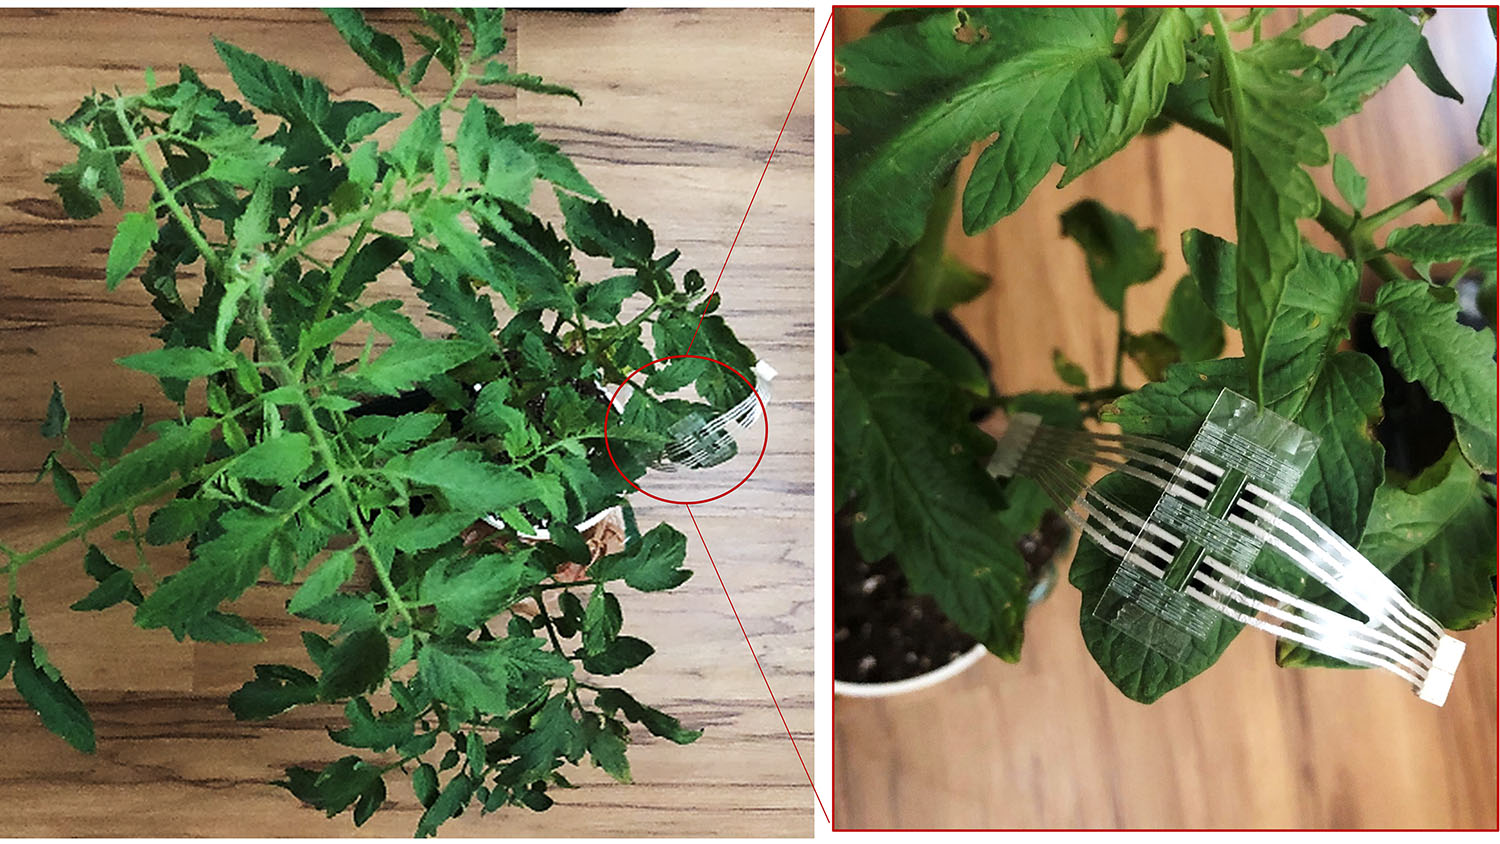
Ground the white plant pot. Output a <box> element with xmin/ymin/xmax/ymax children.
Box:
<box><xmin>833</xmin><ymin>643</ymin><xmax>988</xmax><ymax>699</ymax></box>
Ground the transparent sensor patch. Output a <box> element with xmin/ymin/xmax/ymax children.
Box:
<box><xmin>992</xmin><ymin>388</ymin><xmax>1467</xmax><ymax>706</ymax></box>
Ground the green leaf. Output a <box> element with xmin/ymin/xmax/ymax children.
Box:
<box><xmin>117</xmin><ymin>347</ymin><xmax>236</xmax><ymax>380</ymax></box>
<box><xmin>134</xmin><ymin>507</ymin><xmax>290</xmax><ymax>633</ymax></box>
<box><xmin>418</xmin><ymin>638</ymin><xmax>570</xmax><ymax>720</ymax></box>
<box><xmin>582</xmin><ymin>586</ymin><xmax>622</xmax><ymax>654</ymax></box>
<box><xmin>1385</xmin><ymin>224</ymin><xmax>1498</xmax><ymax>268</ymax></box>
<box><xmin>836</xmin><ymin>343</ymin><xmax>1028</xmax><ymax>659</ymax></box>
<box><xmin>844</xmin><ymin>296</ymin><xmax>992</xmax><ymax>396</ymax></box>
<box><xmin>1331</xmin><ymin>152</ymin><xmax>1367</xmax><ymax>213</ymax></box>
<box><xmin>557</xmin><ymin>193</ymin><xmax>654</xmax><ymax>269</ymax></box>
<box><xmin>96</xmin><ymin>405</ymin><xmax>145</xmax><ymax>459</ymax></box>
<box><xmin>288</xmin><ymin>548</ymin><xmax>356</xmax><ymax>615</ymax></box>
<box><xmin>1361</xmin><ymin>447</ymin><xmax>1496</xmax><ymax>630</ymax></box>
<box><xmin>1161</xmin><ymin>275</ymin><xmax>1225</xmax><ymax>363</ymax></box>
<box><xmin>420</xmin><ymin>552</ymin><xmax>543</xmax><ymax>631</ymax></box>
<box><xmin>1061</xmin><ymin>8</ymin><xmax>1195</xmax><ymax>184</ymax></box>
<box><xmin>1051</xmin><ymin>349</ymin><xmax>1089</xmax><ymax>388</ymax></box>
<box><xmin>40</xmin><ymin>382</ymin><xmax>68</xmax><ymax>438</ymax></box>
<box><xmin>324</xmin><ymin>8</ymin><xmax>405</xmax><ymax>84</ymax></box>
<box><xmin>383</xmin><ymin>440</ymin><xmax>543</xmax><ymax>516</ymax></box>
<box><xmin>49</xmin><ymin>461</ymin><xmax>81</xmax><ymax>507</ymax></box>
<box><xmin>1290</xmin><ymin>352</ymin><xmax>1385</xmax><ymax>543</ymax></box>
<box><xmin>1180</xmin><ymin>229</ymin><xmax>1238</xmax><ymax>327</ymax></box>
<box><xmin>507</xmin><ymin>693</ymin><xmax>583</xmax><ymax>779</ymax></box>
<box><xmin>580</xmin><ymin>636</ymin><xmax>653</xmax><ymax>675</ymax></box>
<box><xmin>1067</xmin><ymin>471</ymin><xmax>1244</xmax><ymax>703</ymax></box>
<box><xmin>587</xmin><ymin>524</ymin><xmax>690</xmax><ymax>592</ymax></box>
<box><xmin>1310</xmin><ymin>9</ymin><xmax>1422</xmax><ymax>125</ymax></box>
<box><xmin>389</xmin><ymin>105</ymin><xmax>443</xmax><ymax>180</ymax></box>
<box><xmin>213</xmin><ymin>39</ymin><xmax>332</xmax><ymax>130</ymax></box>
<box><xmin>1372</xmin><ymin>281</ymin><xmax>1498</xmax><ymax>472</ymax></box>
<box><xmin>589</xmin><ymin>727</ymin><xmax>632</xmax><ymax>783</ymax></box>
<box><xmin>1407</xmin><ymin>33</ymin><xmax>1464</xmax><ymax>104</ymax></box>
<box><xmin>469</xmin><ymin>381</ymin><xmax>539</xmax><ymax>457</ymax></box>
<box><xmin>230</xmin><ymin>432</ymin><xmax>312</xmax><ymax>484</ymax></box>
<box><xmin>477</xmin><ymin>60</ymin><xmax>582</xmax><ymax>104</ymax></box>
<box><xmin>145</xmin><ymin>498</ymin><xmax>217</xmax><ymax>545</ymax></box>
<box><xmin>70</xmin><ymin>570</ymin><xmax>139</xmax><ymax>612</ymax></box>
<box><xmin>389</xmin><ymin>510</ymin><xmax>478</xmax><ymax>553</ymax></box>
<box><xmin>355</xmin><ymin>337</ymin><xmax>486</xmax><ymax>395</ymax></box>
<box><xmin>184</xmin><ymin>610</ymin><xmax>264</xmax><ymax>644</ymax></box>
<box><xmin>593</xmin><ymin>687</ymin><xmax>701</xmax><ymax>744</ymax></box>
<box><xmin>11</xmin><ymin>636</ymin><xmax>96</xmax><ymax>753</ymax></box>
<box><xmin>835</xmin><ymin>9</ymin><xmax>1119</xmax><ymax>264</ymax></box>
<box><xmin>412</xmin><ymin>763</ymin><xmax>439</xmax><ymax>807</ymax></box>
<box><xmin>1279</xmin><ymin>446</ymin><xmax>1496</xmax><ymax>666</ymax></box>
<box><xmin>105</xmin><ymin>212</ymin><xmax>157</xmax><ymax>290</ymax></box>
<box><xmin>1059</xmin><ymin>199</ymin><xmax>1163</xmax><ymax>312</ymax></box>
<box><xmin>72</xmin><ymin>420</ymin><xmax>213</xmax><ymax>524</ymax></box>
<box><xmin>1207</xmin><ymin>33</ymin><xmax>1329</xmax><ymax>405</ymax></box>
<box><xmin>407</xmin><ymin>248</ymin><xmax>499</xmax><ymax>344</ymax></box>
<box><xmin>329</xmin><ymin>697</ymin><xmax>415</xmax><ymax>752</ymax></box>
<box><xmin>318</xmin><ymin>625</ymin><xmax>390</xmax><ymax>699</ymax></box>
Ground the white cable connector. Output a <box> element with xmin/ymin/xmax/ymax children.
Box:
<box><xmin>1418</xmin><ymin>636</ymin><xmax>1466</xmax><ymax>706</ymax></box>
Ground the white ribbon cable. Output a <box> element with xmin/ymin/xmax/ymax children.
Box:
<box><xmin>1240</xmin><ymin>482</ymin><xmax>1444</xmax><ymax>645</ymax></box>
<box><xmin>1027</xmin><ymin>443</ymin><xmax>1211</xmax><ymax>510</ymax></box>
<box><xmin>1224</xmin><ymin>507</ymin><xmax>1437</xmax><ymax>658</ymax></box>
<box><xmin>1230</xmin><ymin>495</ymin><xmax>1441</xmax><ymax>651</ymax></box>
<box><xmin>1197</xmin><ymin>557</ymin><xmax>1433</xmax><ymax>678</ymax></box>
<box><xmin>1031</xmin><ymin>428</ymin><xmax>1219</xmax><ymax>497</ymax></box>
<box><xmin>1185</xmin><ymin>577</ymin><xmax>1424</xmax><ymax>687</ymax></box>
<box><xmin>1033</xmin><ymin>465</ymin><xmax>1176</xmax><ymax>575</ymax></box>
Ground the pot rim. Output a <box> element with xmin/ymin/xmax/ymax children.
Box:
<box><xmin>833</xmin><ymin>642</ymin><xmax>987</xmax><ymax>698</ymax></box>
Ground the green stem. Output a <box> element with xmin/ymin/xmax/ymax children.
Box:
<box><xmin>4</xmin><ymin>463</ymin><xmax>228</xmax><ymax>573</ymax></box>
<box><xmin>1161</xmin><ymin>99</ymin><xmax>1407</xmax><ymax>282</ymax></box>
<box><xmin>1279</xmin><ymin>8</ymin><xmax>1338</xmax><ymax>40</ymax></box>
<box><xmin>124</xmin><ymin>510</ymin><xmax>159</xmax><ymax>586</ymax></box>
<box><xmin>112</xmin><ymin>98</ymin><xmax>223</xmax><ymax>278</ymax></box>
<box><xmin>246</xmin><ymin>299</ymin><xmax>414</xmax><ymax>626</ymax></box>
<box><xmin>532</xmin><ymin>594</ymin><xmax>586</xmax><ymax>711</ymax></box>
<box><xmin>291</xmin><ymin>216</ymin><xmax>376</xmax><ymax>380</ymax></box>
<box><xmin>534</xmin><ymin>579</ymin><xmax>604</xmax><ymax>592</ymax></box>
<box><xmin>1359</xmin><ymin>149</ymin><xmax>1498</xmax><ymax>233</ymax></box>
<box><xmin>1112</xmin><ymin>305</ymin><xmax>1127</xmax><ymax>388</ymax></box>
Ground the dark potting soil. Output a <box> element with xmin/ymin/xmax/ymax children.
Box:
<box><xmin>834</xmin><ymin>507</ymin><xmax>1068</xmax><ymax>686</ymax></box>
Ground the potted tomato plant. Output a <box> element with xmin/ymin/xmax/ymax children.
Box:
<box><xmin>3</xmin><ymin>8</ymin><xmax>764</xmax><ymax>836</ymax></box>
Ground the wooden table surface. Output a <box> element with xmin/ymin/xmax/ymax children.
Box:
<box><xmin>833</xmin><ymin>8</ymin><xmax>1498</xmax><ymax>830</ymax></box>
<box><xmin>0</xmin><ymin>8</ymin><xmax>814</xmax><ymax>837</ymax></box>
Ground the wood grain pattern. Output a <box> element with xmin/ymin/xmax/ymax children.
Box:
<box><xmin>834</xmin><ymin>8</ymin><xmax>1498</xmax><ymax>830</ymax></box>
<box><xmin>0</xmin><ymin>8</ymin><xmax>814</xmax><ymax>837</ymax></box>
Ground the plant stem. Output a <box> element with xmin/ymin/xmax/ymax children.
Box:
<box><xmin>1279</xmin><ymin>7</ymin><xmax>1338</xmax><ymax>40</ymax></box>
<box><xmin>532</xmin><ymin>594</ymin><xmax>586</xmax><ymax>711</ymax></box>
<box><xmin>124</xmin><ymin>510</ymin><xmax>159</xmax><ymax>586</ymax></box>
<box><xmin>1162</xmin><ymin>100</ymin><xmax>1409</xmax><ymax>281</ymax></box>
<box><xmin>1111</xmin><ymin>305</ymin><xmax>1127</xmax><ymax>388</ymax></box>
<box><xmin>246</xmin><ymin>298</ymin><xmax>414</xmax><ymax>626</ymax></box>
<box><xmin>112</xmin><ymin>98</ymin><xmax>223</xmax><ymax>278</ymax></box>
<box><xmin>3</xmin><ymin>466</ymin><xmax>223</xmax><ymax>574</ymax></box>
<box><xmin>1358</xmin><ymin>149</ymin><xmax>1497</xmax><ymax>233</ymax></box>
